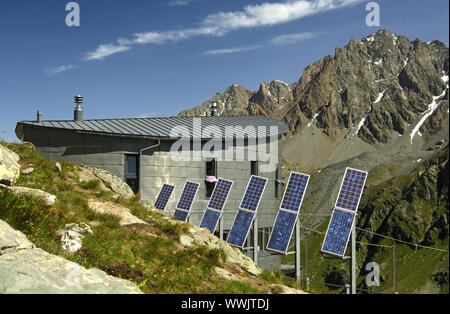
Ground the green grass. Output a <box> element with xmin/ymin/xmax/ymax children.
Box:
<box><xmin>0</xmin><ymin>141</ymin><xmax>297</xmax><ymax>294</ymax></box>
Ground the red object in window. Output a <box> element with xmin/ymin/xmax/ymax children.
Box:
<box><xmin>205</xmin><ymin>175</ymin><xmax>218</xmax><ymax>183</ymax></box>
<box><xmin>275</xmin><ymin>179</ymin><xmax>286</xmax><ymax>186</ymax></box>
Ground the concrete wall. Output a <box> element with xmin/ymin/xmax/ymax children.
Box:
<box><xmin>22</xmin><ymin>125</ymin><xmax>283</xmax><ymax>269</ymax></box>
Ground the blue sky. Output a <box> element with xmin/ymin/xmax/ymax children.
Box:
<box><xmin>0</xmin><ymin>0</ymin><xmax>448</xmax><ymax>142</ymax></box>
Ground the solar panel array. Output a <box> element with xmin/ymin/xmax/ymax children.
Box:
<box><xmin>266</xmin><ymin>172</ymin><xmax>310</xmax><ymax>254</ymax></box>
<box><xmin>321</xmin><ymin>168</ymin><xmax>368</xmax><ymax>257</ymax></box>
<box><xmin>200</xmin><ymin>179</ymin><xmax>234</xmax><ymax>234</ymax></box>
<box><xmin>154</xmin><ymin>184</ymin><xmax>175</xmax><ymax>211</ymax></box>
<box><xmin>174</xmin><ymin>181</ymin><xmax>200</xmax><ymax>222</ymax></box>
<box><xmin>227</xmin><ymin>176</ymin><xmax>268</xmax><ymax>248</ymax></box>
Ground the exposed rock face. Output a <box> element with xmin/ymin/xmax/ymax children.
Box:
<box><xmin>0</xmin><ymin>144</ymin><xmax>21</xmax><ymax>186</ymax></box>
<box><xmin>0</xmin><ymin>219</ymin><xmax>142</xmax><ymax>294</ymax></box>
<box><xmin>179</xmin><ymin>30</ymin><xmax>449</xmax><ymax>169</ymax></box>
<box><xmin>78</xmin><ymin>164</ymin><xmax>135</xmax><ymax>199</ymax></box>
<box><xmin>56</xmin><ymin>223</ymin><xmax>93</xmax><ymax>254</ymax></box>
<box><xmin>0</xmin><ymin>184</ymin><xmax>56</xmax><ymax>207</ymax></box>
<box><xmin>87</xmin><ymin>200</ymin><xmax>148</xmax><ymax>226</ymax></box>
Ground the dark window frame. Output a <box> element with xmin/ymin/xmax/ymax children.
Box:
<box><xmin>125</xmin><ymin>154</ymin><xmax>140</xmax><ymax>194</ymax></box>
<box><xmin>251</xmin><ymin>161</ymin><xmax>259</xmax><ymax>176</ymax></box>
<box><xmin>205</xmin><ymin>158</ymin><xmax>217</xmax><ymax>198</ymax></box>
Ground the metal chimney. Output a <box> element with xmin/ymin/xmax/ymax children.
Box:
<box><xmin>37</xmin><ymin>110</ymin><xmax>42</xmax><ymax>124</ymax></box>
<box><xmin>74</xmin><ymin>95</ymin><xmax>83</xmax><ymax>121</ymax></box>
<box><xmin>210</xmin><ymin>102</ymin><xmax>217</xmax><ymax>117</ymax></box>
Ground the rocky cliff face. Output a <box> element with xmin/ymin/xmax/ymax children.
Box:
<box><xmin>179</xmin><ymin>29</ymin><xmax>449</xmax><ymax>169</ymax></box>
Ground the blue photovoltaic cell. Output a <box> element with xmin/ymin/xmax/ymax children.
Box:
<box><xmin>177</xmin><ymin>181</ymin><xmax>199</xmax><ymax>211</ymax></box>
<box><xmin>240</xmin><ymin>176</ymin><xmax>267</xmax><ymax>211</ymax></box>
<box><xmin>280</xmin><ymin>173</ymin><xmax>309</xmax><ymax>212</ymax></box>
<box><xmin>267</xmin><ymin>211</ymin><xmax>298</xmax><ymax>253</ymax></box>
<box><xmin>154</xmin><ymin>184</ymin><xmax>175</xmax><ymax>211</ymax></box>
<box><xmin>227</xmin><ymin>210</ymin><xmax>255</xmax><ymax>248</ymax></box>
<box><xmin>199</xmin><ymin>209</ymin><xmax>221</xmax><ymax>234</ymax></box>
<box><xmin>321</xmin><ymin>209</ymin><xmax>355</xmax><ymax>257</ymax></box>
<box><xmin>174</xmin><ymin>209</ymin><xmax>189</xmax><ymax>222</ymax></box>
<box><xmin>335</xmin><ymin>168</ymin><xmax>367</xmax><ymax>212</ymax></box>
<box><xmin>208</xmin><ymin>179</ymin><xmax>233</xmax><ymax>211</ymax></box>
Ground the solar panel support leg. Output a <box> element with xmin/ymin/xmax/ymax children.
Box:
<box><xmin>219</xmin><ymin>217</ymin><xmax>224</xmax><ymax>241</ymax></box>
<box><xmin>295</xmin><ymin>220</ymin><xmax>302</xmax><ymax>285</ymax></box>
<box><xmin>351</xmin><ymin>223</ymin><xmax>357</xmax><ymax>295</ymax></box>
<box><xmin>253</xmin><ymin>218</ymin><xmax>258</xmax><ymax>266</ymax></box>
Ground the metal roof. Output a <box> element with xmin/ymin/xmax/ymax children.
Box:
<box><xmin>16</xmin><ymin>116</ymin><xmax>287</xmax><ymax>139</ymax></box>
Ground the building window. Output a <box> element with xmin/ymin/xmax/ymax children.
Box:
<box><xmin>125</xmin><ymin>154</ymin><xmax>139</xmax><ymax>194</ymax></box>
<box><xmin>251</xmin><ymin>161</ymin><xmax>258</xmax><ymax>176</ymax></box>
<box><xmin>275</xmin><ymin>166</ymin><xmax>280</xmax><ymax>199</ymax></box>
<box><xmin>206</xmin><ymin>159</ymin><xmax>217</xmax><ymax>197</ymax></box>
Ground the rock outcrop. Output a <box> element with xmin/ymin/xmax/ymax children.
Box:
<box><xmin>0</xmin><ymin>184</ymin><xmax>57</xmax><ymax>207</ymax></box>
<box><xmin>87</xmin><ymin>200</ymin><xmax>148</xmax><ymax>226</ymax></box>
<box><xmin>0</xmin><ymin>219</ymin><xmax>142</xmax><ymax>294</ymax></box>
<box><xmin>78</xmin><ymin>164</ymin><xmax>135</xmax><ymax>199</ymax></box>
<box><xmin>0</xmin><ymin>144</ymin><xmax>21</xmax><ymax>186</ymax></box>
<box><xmin>56</xmin><ymin>223</ymin><xmax>93</xmax><ymax>254</ymax></box>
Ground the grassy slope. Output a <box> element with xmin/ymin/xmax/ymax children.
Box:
<box><xmin>0</xmin><ymin>141</ymin><xmax>300</xmax><ymax>294</ymax></box>
<box><xmin>281</xmin><ymin>149</ymin><xmax>449</xmax><ymax>294</ymax></box>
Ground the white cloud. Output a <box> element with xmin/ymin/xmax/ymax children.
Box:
<box><xmin>203</xmin><ymin>45</ymin><xmax>263</xmax><ymax>56</ymax></box>
<box><xmin>203</xmin><ymin>32</ymin><xmax>323</xmax><ymax>56</ymax></box>
<box><xmin>84</xmin><ymin>0</ymin><xmax>363</xmax><ymax>60</ymax></box>
<box><xmin>45</xmin><ymin>64</ymin><xmax>75</xmax><ymax>76</ymax></box>
<box><xmin>269</xmin><ymin>31</ymin><xmax>323</xmax><ymax>45</ymax></box>
<box><xmin>84</xmin><ymin>43</ymin><xmax>131</xmax><ymax>61</ymax></box>
<box><xmin>168</xmin><ymin>0</ymin><xmax>196</xmax><ymax>6</ymax></box>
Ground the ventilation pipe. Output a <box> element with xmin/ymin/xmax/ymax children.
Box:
<box><xmin>37</xmin><ymin>110</ymin><xmax>42</xmax><ymax>124</ymax></box>
<box><xmin>74</xmin><ymin>95</ymin><xmax>83</xmax><ymax>121</ymax></box>
<box><xmin>210</xmin><ymin>102</ymin><xmax>217</xmax><ymax>117</ymax></box>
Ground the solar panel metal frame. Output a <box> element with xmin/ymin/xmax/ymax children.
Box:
<box><xmin>320</xmin><ymin>208</ymin><xmax>356</xmax><ymax>258</ymax></box>
<box><xmin>334</xmin><ymin>167</ymin><xmax>368</xmax><ymax>213</ymax></box>
<box><xmin>174</xmin><ymin>180</ymin><xmax>200</xmax><ymax>221</ymax></box>
<box><xmin>321</xmin><ymin>167</ymin><xmax>368</xmax><ymax>258</ymax></box>
<box><xmin>266</xmin><ymin>172</ymin><xmax>311</xmax><ymax>254</ymax></box>
<box><xmin>199</xmin><ymin>178</ymin><xmax>234</xmax><ymax>234</ymax></box>
<box><xmin>227</xmin><ymin>175</ymin><xmax>268</xmax><ymax>249</ymax></box>
<box><xmin>154</xmin><ymin>184</ymin><xmax>175</xmax><ymax>211</ymax></box>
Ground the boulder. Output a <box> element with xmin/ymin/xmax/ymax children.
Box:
<box><xmin>21</xmin><ymin>168</ymin><xmax>34</xmax><ymax>175</ymax></box>
<box><xmin>0</xmin><ymin>144</ymin><xmax>21</xmax><ymax>186</ymax></box>
<box><xmin>0</xmin><ymin>219</ymin><xmax>142</xmax><ymax>294</ymax></box>
<box><xmin>0</xmin><ymin>184</ymin><xmax>56</xmax><ymax>207</ymax></box>
<box><xmin>78</xmin><ymin>165</ymin><xmax>135</xmax><ymax>199</ymax></box>
<box><xmin>0</xmin><ymin>220</ymin><xmax>35</xmax><ymax>255</ymax></box>
<box><xmin>87</xmin><ymin>200</ymin><xmax>148</xmax><ymax>226</ymax></box>
<box><xmin>56</xmin><ymin>223</ymin><xmax>93</xmax><ymax>254</ymax></box>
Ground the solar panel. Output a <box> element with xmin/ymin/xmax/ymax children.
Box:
<box><xmin>266</xmin><ymin>211</ymin><xmax>298</xmax><ymax>253</ymax></box>
<box><xmin>321</xmin><ymin>208</ymin><xmax>355</xmax><ymax>257</ymax></box>
<box><xmin>226</xmin><ymin>210</ymin><xmax>255</xmax><ymax>248</ymax></box>
<box><xmin>321</xmin><ymin>167</ymin><xmax>368</xmax><ymax>258</ymax></box>
<box><xmin>174</xmin><ymin>181</ymin><xmax>199</xmax><ymax>222</ymax></box>
<box><xmin>239</xmin><ymin>176</ymin><xmax>268</xmax><ymax>211</ymax></box>
<box><xmin>227</xmin><ymin>176</ymin><xmax>268</xmax><ymax>248</ymax></box>
<box><xmin>207</xmin><ymin>179</ymin><xmax>233</xmax><ymax>211</ymax></box>
<box><xmin>174</xmin><ymin>209</ymin><xmax>189</xmax><ymax>222</ymax></box>
<box><xmin>280</xmin><ymin>172</ymin><xmax>310</xmax><ymax>212</ymax></box>
<box><xmin>266</xmin><ymin>172</ymin><xmax>310</xmax><ymax>254</ymax></box>
<box><xmin>199</xmin><ymin>209</ymin><xmax>221</xmax><ymax>234</ymax></box>
<box><xmin>335</xmin><ymin>168</ymin><xmax>368</xmax><ymax>212</ymax></box>
<box><xmin>154</xmin><ymin>184</ymin><xmax>175</xmax><ymax>211</ymax></box>
<box><xmin>177</xmin><ymin>181</ymin><xmax>200</xmax><ymax>211</ymax></box>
